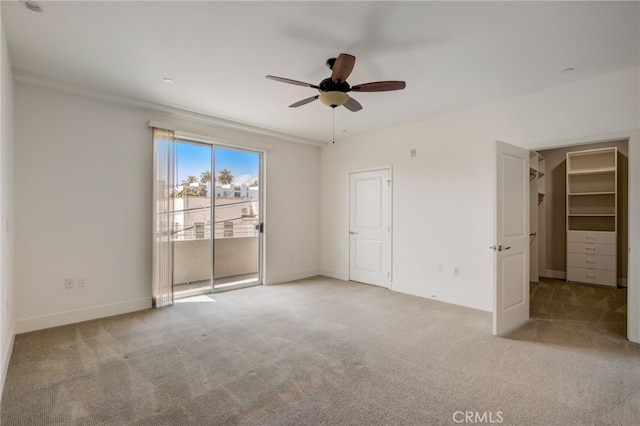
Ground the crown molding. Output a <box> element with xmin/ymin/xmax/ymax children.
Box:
<box><xmin>12</xmin><ymin>69</ymin><xmax>326</xmax><ymax>147</ymax></box>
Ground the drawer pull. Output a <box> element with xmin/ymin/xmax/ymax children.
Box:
<box><xmin>586</xmin><ymin>260</ymin><xmax>596</xmax><ymax>264</ymax></box>
<box><xmin>586</xmin><ymin>274</ymin><xmax>596</xmax><ymax>279</ymax></box>
<box><xmin>585</xmin><ymin>247</ymin><xmax>596</xmax><ymax>252</ymax></box>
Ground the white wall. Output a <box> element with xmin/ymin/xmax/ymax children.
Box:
<box><xmin>13</xmin><ymin>82</ymin><xmax>320</xmax><ymax>333</ymax></box>
<box><xmin>0</xmin><ymin>13</ymin><xmax>15</xmax><ymax>404</ymax></box>
<box><xmin>321</xmin><ymin>67</ymin><xmax>639</xmax><ymax>312</ymax></box>
<box><xmin>263</xmin><ymin>136</ymin><xmax>320</xmax><ymax>284</ymax></box>
<box><xmin>14</xmin><ymin>84</ymin><xmax>153</xmax><ymax>332</ymax></box>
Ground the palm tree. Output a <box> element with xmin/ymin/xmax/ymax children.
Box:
<box><xmin>181</xmin><ymin>175</ymin><xmax>198</xmax><ymax>186</ymax></box>
<box><xmin>216</xmin><ymin>169</ymin><xmax>234</xmax><ymax>185</ymax></box>
<box><xmin>200</xmin><ymin>170</ymin><xmax>211</xmax><ymax>184</ymax></box>
<box><xmin>198</xmin><ymin>171</ymin><xmax>212</xmax><ymax>198</ymax></box>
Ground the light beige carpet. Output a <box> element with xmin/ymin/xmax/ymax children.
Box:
<box><xmin>2</xmin><ymin>276</ymin><xmax>639</xmax><ymax>425</ymax></box>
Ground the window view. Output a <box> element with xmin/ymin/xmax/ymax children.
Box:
<box><xmin>172</xmin><ymin>142</ymin><xmax>261</xmax><ymax>298</ymax></box>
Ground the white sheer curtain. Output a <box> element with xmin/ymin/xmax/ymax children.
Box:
<box><xmin>152</xmin><ymin>127</ymin><xmax>176</xmax><ymax>307</ymax></box>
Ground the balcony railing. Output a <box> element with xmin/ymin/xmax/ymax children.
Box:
<box><xmin>172</xmin><ymin>219</ymin><xmax>259</xmax><ymax>241</ymax></box>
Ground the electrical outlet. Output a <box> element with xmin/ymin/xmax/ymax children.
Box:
<box><xmin>78</xmin><ymin>276</ymin><xmax>87</xmax><ymax>287</ymax></box>
<box><xmin>437</xmin><ymin>264</ymin><xmax>443</xmax><ymax>273</ymax></box>
<box><xmin>410</xmin><ymin>149</ymin><xmax>417</xmax><ymax>157</ymax></box>
<box><xmin>454</xmin><ymin>267</ymin><xmax>460</xmax><ymax>276</ymax></box>
<box><xmin>65</xmin><ymin>278</ymin><xmax>74</xmax><ymax>289</ymax></box>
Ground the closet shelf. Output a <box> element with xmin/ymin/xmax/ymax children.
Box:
<box><xmin>567</xmin><ymin>168</ymin><xmax>615</xmax><ymax>176</ymax></box>
<box><xmin>566</xmin><ymin>147</ymin><xmax>617</xmax><ymax>287</ymax></box>
<box><xmin>568</xmin><ymin>213</ymin><xmax>615</xmax><ymax>217</ymax></box>
<box><xmin>568</xmin><ymin>191</ymin><xmax>615</xmax><ymax>196</ymax></box>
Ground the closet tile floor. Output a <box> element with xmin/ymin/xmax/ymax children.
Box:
<box><xmin>530</xmin><ymin>278</ymin><xmax>627</xmax><ymax>338</ymax></box>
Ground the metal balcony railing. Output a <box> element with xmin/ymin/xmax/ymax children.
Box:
<box><xmin>172</xmin><ymin>219</ymin><xmax>259</xmax><ymax>241</ymax></box>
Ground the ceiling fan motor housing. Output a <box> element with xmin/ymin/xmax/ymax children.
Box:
<box><xmin>319</xmin><ymin>78</ymin><xmax>350</xmax><ymax>93</ymax></box>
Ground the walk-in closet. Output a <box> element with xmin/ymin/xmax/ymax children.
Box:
<box><xmin>529</xmin><ymin>139</ymin><xmax>629</xmax><ymax>336</ymax></box>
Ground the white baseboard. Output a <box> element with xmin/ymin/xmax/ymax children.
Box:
<box><xmin>318</xmin><ymin>268</ymin><xmax>349</xmax><ymax>281</ymax></box>
<box><xmin>1</xmin><ymin>322</ymin><xmax>15</xmax><ymax>411</ymax></box>
<box><xmin>264</xmin><ymin>269</ymin><xmax>320</xmax><ymax>285</ymax></box>
<box><xmin>392</xmin><ymin>282</ymin><xmax>492</xmax><ymax>312</ymax></box>
<box><xmin>15</xmin><ymin>298</ymin><xmax>152</xmax><ymax>334</ymax></box>
<box><xmin>543</xmin><ymin>269</ymin><xmax>566</xmax><ymax>280</ymax></box>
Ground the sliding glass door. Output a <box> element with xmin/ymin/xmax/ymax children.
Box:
<box><xmin>212</xmin><ymin>147</ymin><xmax>261</xmax><ymax>290</ymax></box>
<box><xmin>171</xmin><ymin>140</ymin><xmax>262</xmax><ymax>298</ymax></box>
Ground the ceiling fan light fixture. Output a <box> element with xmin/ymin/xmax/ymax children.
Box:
<box><xmin>319</xmin><ymin>91</ymin><xmax>349</xmax><ymax>108</ymax></box>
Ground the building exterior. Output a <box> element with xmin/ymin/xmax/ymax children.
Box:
<box><xmin>171</xmin><ymin>184</ymin><xmax>259</xmax><ymax>240</ymax></box>
<box><xmin>214</xmin><ymin>183</ymin><xmax>258</xmax><ymax>200</ymax></box>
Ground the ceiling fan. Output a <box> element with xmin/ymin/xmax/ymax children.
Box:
<box><xmin>266</xmin><ymin>53</ymin><xmax>406</xmax><ymax>112</ymax></box>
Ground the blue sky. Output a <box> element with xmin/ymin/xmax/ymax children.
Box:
<box><xmin>175</xmin><ymin>143</ymin><xmax>259</xmax><ymax>185</ymax></box>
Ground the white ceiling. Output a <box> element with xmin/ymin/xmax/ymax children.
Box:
<box><xmin>2</xmin><ymin>1</ymin><xmax>639</xmax><ymax>144</ymax></box>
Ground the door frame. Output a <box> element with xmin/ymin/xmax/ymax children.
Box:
<box><xmin>516</xmin><ymin>130</ymin><xmax>640</xmax><ymax>343</ymax></box>
<box><xmin>348</xmin><ymin>165</ymin><xmax>393</xmax><ymax>288</ymax></box>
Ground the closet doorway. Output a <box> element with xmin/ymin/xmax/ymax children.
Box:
<box><xmin>529</xmin><ymin>139</ymin><xmax>629</xmax><ymax>337</ymax></box>
<box><xmin>172</xmin><ymin>140</ymin><xmax>263</xmax><ymax>298</ymax></box>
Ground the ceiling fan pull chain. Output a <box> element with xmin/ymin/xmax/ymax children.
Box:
<box><xmin>332</xmin><ymin>108</ymin><xmax>335</xmax><ymax>144</ymax></box>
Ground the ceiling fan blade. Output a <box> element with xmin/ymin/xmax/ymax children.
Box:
<box><xmin>351</xmin><ymin>81</ymin><xmax>406</xmax><ymax>92</ymax></box>
<box><xmin>343</xmin><ymin>96</ymin><xmax>363</xmax><ymax>112</ymax></box>
<box><xmin>331</xmin><ymin>53</ymin><xmax>356</xmax><ymax>82</ymax></box>
<box><xmin>289</xmin><ymin>95</ymin><xmax>319</xmax><ymax>108</ymax></box>
<box><xmin>266</xmin><ymin>75</ymin><xmax>319</xmax><ymax>89</ymax></box>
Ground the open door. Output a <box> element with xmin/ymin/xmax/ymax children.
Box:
<box><xmin>493</xmin><ymin>141</ymin><xmax>530</xmax><ymax>335</ymax></box>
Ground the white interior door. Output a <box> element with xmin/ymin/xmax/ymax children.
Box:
<box><xmin>349</xmin><ymin>168</ymin><xmax>391</xmax><ymax>287</ymax></box>
<box><xmin>494</xmin><ymin>141</ymin><xmax>530</xmax><ymax>335</ymax></box>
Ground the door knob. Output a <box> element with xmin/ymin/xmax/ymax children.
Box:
<box><xmin>349</xmin><ymin>231</ymin><xmax>358</xmax><ymax>235</ymax></box>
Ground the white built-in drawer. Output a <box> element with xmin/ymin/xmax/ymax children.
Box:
<box><xmin>567</xmin><ymin>253</ymin><xmax>615</xmax><ymax>271</ymax></box>
<box><xmin>567</xmin><ymin>267</ymin><xmax>616</xmax><ymax>287</ymax></box>
<box><xmin>567</xmin><ymin>242</ymin><xmax>616</xmax><ymax>256</ymax></box>
<box><xmin>567</xmin><ymin>230</ymin><xmax>616</xmax><ymax>245</ymax></box>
